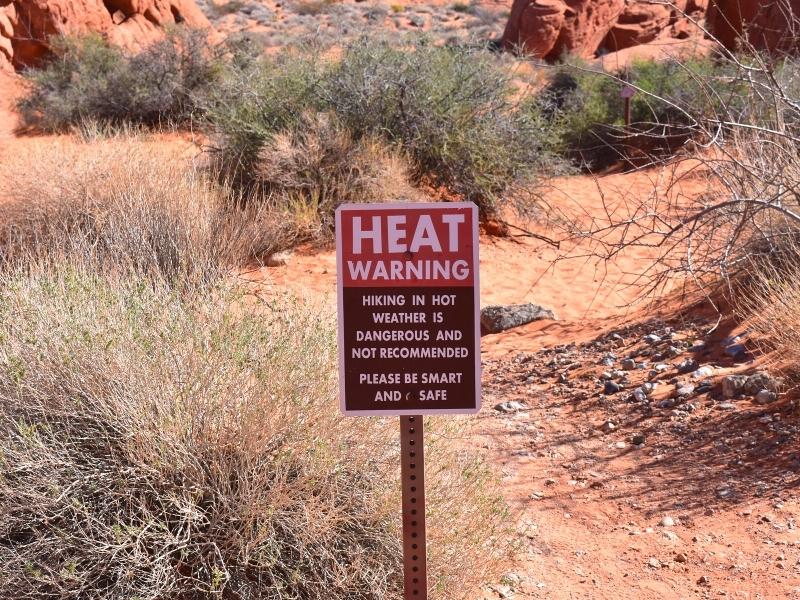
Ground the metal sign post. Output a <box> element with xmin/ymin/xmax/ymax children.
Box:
<box><xmin>335</xmin><ymin>202</ymin><xmax>481</xmax><ymax>599</ymax></box>
<box><xmin>400</xmin><ymin>415</ymin><xmax>427</xmax><ymax>599</ymax></box>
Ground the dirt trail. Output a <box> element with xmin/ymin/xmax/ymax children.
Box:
<box><xmin>258</xmin><ymin>170</ymin><xmax>800</xmax><ymax>599</ymax></box>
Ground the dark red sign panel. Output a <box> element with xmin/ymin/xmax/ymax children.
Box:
<box><xmin>336</xmin><ymin>202</ymin><xmax>481</xmax><ymax>416</ymax></box>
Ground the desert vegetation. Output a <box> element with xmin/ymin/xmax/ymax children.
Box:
<box><xmin>8</xmin><ymin>3</ymin><xmax>800</xmax><ymax>596</ymax></box>
<box><xmin>0</xmin><ymin>133</ymin><xmax>511</xmax><ymax>598</ymax></box>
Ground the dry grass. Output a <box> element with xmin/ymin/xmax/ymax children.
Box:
<box><xmin>734</xmin><ymin>235</ymin><xmax>800</xmax><ymax>381</ymax></box>
<box><xmin>0</xmin><ymin>132</ymin><xmax>512</xmax><ymax>598</ymax></box>
<box><xmin>0</xmin><ymin>132</ymin><xmax>311</xmax><ymax>281</ymax></box>
<box><xmin>0</xmin><ymin>266</ymin><xmax>511</xmax><ymax>599</ymax></box>
<box><xmin>256</xmin><ymin>111</ymin><xmax>422</xmax><ymax>233</ymax></box>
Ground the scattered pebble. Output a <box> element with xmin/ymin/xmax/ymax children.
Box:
<box><xmin>494</xmin><ymin>401</ymin><xmax>526</xmax><ymax>413</ymax></box>
<box><xmin>755</xmin><ymin>389</ymin><xmax>778</xmax><ymax>404</ymax></box>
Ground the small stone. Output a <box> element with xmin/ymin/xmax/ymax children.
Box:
<box><xmin>674</xmin><ymin>384</ymin><xmax>696</xmax><ymax>398</ymax></box>
<box><xmin>544</xmin><ymin>478</ymin><xmax>557</xmax><ymax>486</ymax></box>
<box><xmin>647</xmin><ymin>557</ymin><xmax>662</xmax><ymax>568</ymax></box>
<box><xmin>676</xmin><ymin>358</ymin><xmax>699</xmax><ymax>374</ymax></box>
<box><xmin>642</xmin><ymin>382</ymin><xmax>657</xmax><ymax>395</ymax></box>
<box><xmin>662</xmin><ymin>531</ymin><xmax>678</xmax><ymax>541</ymax></box>
<box><xmin>600</xmin><ymin>420</ymin><xmax>617</xmax><ymax>433</ymax></box>
<box><xmin>615</xmin><ymin>441</ymin><xmax>627</xmax><ymax>449</ymax></box>
<box><xmin>643</xmin><ymin>334</ymin><xmax>662</xmax><ymax>345</ymax></box>
<box><xmin>633</xmin><ymin>387</ymin><xmax>648</xmax><ymax>402</ymax></box>
<box><xmin>722</xmin><ymin>375</ymin><xmax>748</xmax><ymax>399</ymax></box>
<box><xmin>266</xmin><ymin>251</ymin><xmax>292</xmax><ymax>267</ymax></box>
<box><xmin>666</xmin><ymin>345</ymin><xmax>682</xmax><ymax>357</ymax></box>
<box><xmin>692</xmin><ymin>366</ymin><xmax>714</xmax><ymax>379</ymax></box>
<box><xmin>745</xmin><ymin>372</ymin><xmax>779</xmax><ymax>395</ymax></box>
<box><xmin>755</xmin><ymin>389</ymin><xmax>778</xmax><ymax>404</ymax></box>
<box><xmin>621</xmin><ymin>358</ymin><xmax>637</xmax><ymax>370</ymax></box>
<box><xmin>632</xmin><ymin>433</ymin><xmax>646</xmax><ymax>445</ymax></box>
<box><xmin>660</xmin><ymin>516</ymin><xmax>676</xmax><ymax>527</ymax></box>
<box><xmin>725</xmin><ymin>343</ymin><xmax>749</xmax><ymax>361</ymax></box>
<box><xmin>717</xmin><ymin>402</ymin><xmax>736</xmax><ymax>410</ymax></box>
<box><xmin>601</xmin><ymin>357</ymin><xmax>615</xmax><ymax>367</ymax></box>
<box><xmin>654</xmin><ymin>363</ymin><xmax>670</xmax><ymax>372</ymax></box>
<box><xmin>697</xmin><ymin>575</ymin><xmax>710</xmax><ymax>585</ymax></box>
<box><xmin>674</xmin><ymin>552</ymin><xmax>688</xmax><ymax>563</ymax></box>
<box><xmin>494</xmin><ymin>401</ymin><xmax>526</xmax><ymax>413</ymax></box>
<box><xmin>604</xmin><ymin>381</ymin><xmax>622</xmax><ymax>395</ymax></box>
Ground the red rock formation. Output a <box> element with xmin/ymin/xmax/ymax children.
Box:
<box><xmin>603</xmin><ymin>0</ymin><xmax>708</xmax><ymax>53</ymax></box>
<box><xmin>502</xmin><ymin>0</ymin><xmax>800</xmax><ymax>60</ymax></box>
<box><xmin>709</xmin><ymin>0</ymin><xmax>800</xmax><ymax>52</ymax></box>
<box><xmin>503</xmin><ymin>0</ymin><xmax>565</xmax><ymax>57</ymax></box>
<box><xmin>0</xmin><ymin>0</ymin><xmax>209</xmax><ymax>71</ymax></box>
<box><xmin>502</xmin><ymin>0</ymin><xmax>626</xmax><ymax>60</ymax></box>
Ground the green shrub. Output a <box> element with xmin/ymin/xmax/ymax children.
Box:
<box><xmin>534</xmin><ymin>55</ymin><xmax>748</xmax><ymax>166</ymax></box>
<box><xmin>210</xmin><ymin>37</ymin><xmax>567</xmax><ymax>218</ymax></box>
<box><xmin>0</xmin><ymin>265</ymin><xmax>510</xmax><ymax>599</ymax></box>
<box><xmin>19</xmin><ymin>28</ymin><xmax>222</xmax><ymax>132</ymax></box>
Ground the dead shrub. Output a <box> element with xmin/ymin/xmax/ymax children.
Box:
<box><xmin>255</xmin><ymin>111</ymin><xmax>421</xmax><ymax>234</ymax></box>
<box><xmin>0</xmin><ymin>132</ymin><xmax>289</xmax><ymax>283</ymax></box>
<box><xmin>0</xmin><ymin>266</ymin><xmax>510</xmax><ymax>599</ymax></box>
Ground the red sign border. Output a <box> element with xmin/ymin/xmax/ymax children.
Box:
<box><xmin>335</xmin><ymin>202</ymin><xmax>482</xmax><ymax>416</ymax></box>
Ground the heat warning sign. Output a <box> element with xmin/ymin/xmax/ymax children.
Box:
<box><xmin>336</xmin><ymin>202</ymin><xmax>481</xmax><ymax>415</ymax></box>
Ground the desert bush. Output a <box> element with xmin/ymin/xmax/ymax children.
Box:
<box><xmin>536</xmin><ymin>55</ymin><xmax>747</xmax><ymax>166</ymax></box>
<box><xmin>255</xmin><ymin>111</ymin><xmax>421</xmax><ymax>230</ymax></box>
<box><xmin>551</xmin><ymin>32</ymin><xmax>800</xmax><ymax>301</ymax></box>
<box><xmin>0</xmin><ymin>133</ymin><xmax>285</xmax><ymax>285</ymax></box>
<box><xmin>18</xmin><ymin>28</ymin><xmax>222</xmax><ymax>132</ymax></box>
<box><xmin>209</xmin><ymin>36</ymin><xmax>567</xmax><ymax>219</ymax></box>
<box><xmin>323</xmin><ymin>37</ymin><xmax>564</xmax><ymax>217</ymax></box>
<box><xmin>0</xmin><ymin>265</ymin><xmax>510</xmax><ymax>599</ymax></box>
<box><xmin>205</xmin><ymin>46</ymin><xmax>325</xmax><ymax>182</ymax></box>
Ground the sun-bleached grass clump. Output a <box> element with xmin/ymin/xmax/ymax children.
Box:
<box><xmin>0</xmin><ymin>265</ymin><xmax>511</xmax><ymax>598</ymax></box>
<box><xmin>255</xmin><ymin>111</ymin><xmax>422</xmax><ymax>232</ymax></box>
<box><xmin>0</xmin><ymin>132</ymin><xmax>312</xmax><ymax>281</ymax></box>
<box><xmin>0</xmin><ymin>268</ymin><xmax>401</xmax><ymax>598</ymax></box>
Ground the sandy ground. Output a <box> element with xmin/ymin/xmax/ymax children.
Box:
<box><xmin>253</xmin><ymin>168</ymin><xmax>800</xmax><ymax>599</ymax></box>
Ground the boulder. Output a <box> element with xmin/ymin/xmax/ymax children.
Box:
<box><xmin>480</xmin><ymin>303</ymin><xmax>556</xmax><ymax>334</ymax></box>
<box><xmin>502</xmin><ymin>0</ymin><xmax>800</xmax><ymax>60</ymax></box>
<box><xmin>709</xmin><ymin>0</ymin><xmax>800</xmax><ymax>52</ymax></box>
<box><xmin>502</xmin><ymin>0</ymin><xmax>566</xmax><ymax>57</ymax></box>
<box><xmin>503</xmin><ymin>0</ymin><xmax>625</xmax><ymax>58</ymax></box>
<box><xmin>603</xmin><ymin>3</ymin><xmax>672</xmax><ymax>52</ymax></box>
<box><xmin>0</xmin><ymin>0</ymin><xmax>209</xmax><ymax>71</ymax></box>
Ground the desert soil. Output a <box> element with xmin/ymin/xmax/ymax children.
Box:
<box><xmin>258</xmin><ymin>167</ymin><xmax>800</xmax><ymax>599</ymax></box>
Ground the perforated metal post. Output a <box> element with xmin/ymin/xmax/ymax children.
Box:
<box><xmin>400</xmin><ymin>415</ymin><xmax>427</xmax><ymax>599</ymax></box>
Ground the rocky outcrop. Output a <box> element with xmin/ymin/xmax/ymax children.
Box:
<box><xmin>502</xmin><ymin>0</ymin><xmax>627</xmax><ymax>60</ymax></box>
<box><xmin>603</xmin><ymin>1</ymin><xmax>709</xmax><ymax>52</ymax></box>
<box><xmin>0</xmin><ymin>0</ymin><xmax>209</xmax><ymax>71</ymax></box>
<box><xmin>502</xmin><ymin>0</ymin><xmax>799</xmax><ymax>60</ymax></box>
<box><xmin>709</xmin><ymin>0</ymin><xmax>800</xmax><ymax>52</ymax></box>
